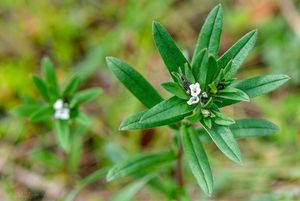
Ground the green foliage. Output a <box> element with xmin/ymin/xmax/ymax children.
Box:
<box><xmin>105</xmin><ymin>3</ymin><xmax>288</xmax><ymax>198</ymax></box>
<box><xmin>13</xmin><ymin>57</ymin><xmax>102</xmax><ymax>152</ymax></box>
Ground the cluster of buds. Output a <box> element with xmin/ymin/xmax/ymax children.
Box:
<box><xmin>53</xmin><ymin>99</ymin><xmax>70</xmax><ymax>120</ymax></box>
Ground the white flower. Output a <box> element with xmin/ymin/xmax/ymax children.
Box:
<box><xmin>189</xmin><ymin>83</ymin><xmax>201</xmax><ymax>97</ymax></box>
<box><xmin>187</xmin><ymin>96</ymin><xmax>199</xmax><ymax>105</ymax></box>
<box><xmin>53</xmin><ymin>99</ymin><xmax>70</xmax><ymax>120</ymax></box>
<box><xmin>53</xmin><ymin>99</ymin><xmax>64</xmax><ymax>110</ymax></box>
<box><xmin>202</xmin><ymin>92</ymin><xmax>208</xmax><ymax>98</ymax></box>
<box><xmin>54</xmin><ymin>108</ymin><xmax>70</xmax><ymax>120</ymax></box>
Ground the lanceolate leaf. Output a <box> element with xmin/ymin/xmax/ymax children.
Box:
<box><xmin>198</xmin><ymin>118</ymin><xmax>279</xmax><ymax>139</ymax></box>
<box><xmin>70</xmin><ymin>88</ymin><xmax>101</xmax><ymax>108</ymax></box>
<box><xmin>54</xmin><ymin>120</ymin><xmax>70</xmax><ymax>153</ymax></box>
<box><xmin>216</xmin><ymin>87</ymin><xmax>249</xmax><ymax>102</ymax></box>
<box><xmin>232</xmin><ymin>74</ymin><xmax>290</xmax><ymax>98</ymax></box>
<box><xmin>206</xmin><ymin>56</ymin><xmax>219</xmax><ymax>87</ymax></box>
<box><xmin>32</xmin><ymin>75</ymin><xmax>49</xmax><ymax>101</ymax></box>
<box><xmin>140</xmin><ymin>97</ymin><xmax>194</xmax><ymax>127</ymax></box>
<box><xmin>230</xmin><ymin>118</ymin><xmax>279</xmax><ymax>138</ymax></box>
<box><xmin>161</xmin><ymin>82</ymin><xmax>189</xmax><ymax>99</ymax></box>
<box><xmin>181</xmin><ymin>125</ymin><xmax>213</xmax><ymax>195</ymax></box>
<box><xmin>30</xmin><ymin>105</ymin><xmax>53</xmax><ymax>122</ymax></box>
<box><xmin>192</xmin><ymin>48</ymin><xmax>208</xmax><ymax>86</ymax></box>
<box><xmin>217</xmin><ymin>30</ymin><xmax>257</xmax><ymax>78</ymax></box>
<box><xmin>202</xmin><ymin>123</ymin><xmax>242</xmax><ymax>163</ymax></box>
<box><xmin>192</xmin><ymin>4</ymin><xmax>223</xmax><ymax>60</ymax></box>
<box><xmin>41</xmin><ymin>57</ymin><xmax>59</xmax><ymax>99</ymax></box>
<box><xmin>63</xmin><ymin>75</ymin><xmax>80</xmax><ymax>97</ymax></box>
<box><xmin>152</xmin><ymin>21</ymin><xmax>189</xmax><ymax>79</ymax></box>
<box><xmin>106</xmin><ymin>57</ymin><xmax>163</xmax><ymax>108</ymax></box>
<box><xmin>218</xmin><ymin>74</ymin><xmax>290</xmax><ymax>107</ymax></box>
<box><xmin>106</xmin><ymin>151</ymin><xmax>175</xmax><ymax>181</ymax></box>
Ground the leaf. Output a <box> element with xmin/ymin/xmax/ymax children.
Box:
<box><xmin>32</xmin><ymin>75</ymin><xmax>49</xmax><ymax>101</ymax></box>
<box><xmin>30</xmin><ymin>148</ymin><xmax>62</xmax><ymax>168</ymax></box>
<box><xmin>12</xmin><ymin>104</ymin><xmax>41</xmax><ymax>117</ymax></box>
<box><xmin>30</xmin><ymin>105</ymin><xmax>53</xmax><ymax>122</ymax></box>
<box><xmin>54</xmin><ymin>120</ymin><xmax>70</xmax><ymax>152</ymax></box>
<box><xmin>181</xmin><ymin>125</ymin><xmax>213</xmax><ymax>195</ymax></box>
<box><xmin>218</xmin><ymin>74</ymin><xmax>290</xmax><ymax>107</ymax></box>
<box><xmin>69</xmin><ymin>88</ymin><xmax>102</xmax><ymax>108</ymax></box>
<box><xmin>106</xmin><ymin>57</ymin><xmax>163</xmax><ymax>108</ymax></box>
<box><xmin>192</xmin><ymin>49</ymin><xmax>208</xmax><ymax>86</ymax></box>
<box><xmin>198</xmin><ymin>118</ymin><xmax>279</xmax><ymax>140</ymax></box>
<box><xmin>216</xmin><ymin>87</ymin><xmax>249</xmax><ymax>102</ymax></box>
<box><xmin>206</xmin><ymin>56</ymin><xmax>219</xmax><ymax>87</ymax></box>
<box><xmin>152</xmin><ymin>21</ymin><xmax>189</xmax><ymax>79</ymax></box>
<box><xmin>184</xmin><ymin>63</ymin><xmax>195</xmax><ymax>83</ymax></box>
<box><xmin>217</xmin><ymin>30</ymin><xmax>257</xmax><ymax>78</ymax></box>
<box><xmin>230</xmin><ymin>118</ymin><xmax>279</xmax><ymax>138</ymax></box>
<box><xmin>63</xmin><ymin>75</ymin><xmax>80</xmax><ymax>97</ymax></box>
<box><xmin>192</xmin><ymin>4</ymin><xmax>223</xmax><ymax>59</ymax></box>
<box><xmin>161</xmin><ymin>82</ymin><xmax>189</xmax><ymax>99</ymax></box>
<box><xmin>140</xmin><ymin>97</ymin><xmax>194</xmax><ymax>128</ymax></box>
<box><xmin>110</xmin><ymin>176</ymin><xmax>153</xmax><ymax>201</ymax></box>
<box><xmin>213</xmin><ymin>111</ymin><xmax>235</xmax><ymax>126</ymax></box>
<box><xmin>202</xmin><ymin>123</ymin><xmax>242</xmax><ymax>163</ymax></box>
<box><xmin>232</xmin><ymin>74</ymin><xmax>290</xmax><ymax>98</ymax></box>
<box><xmin>107</xmin><ymin>151</ymin><xmax>175</xmax><ymax>181</ymax></box>
<box><xmin>66</xmin><ymin>168</ymin><xmax>109</xmax><ymax>201</ymax></box>
<box><xmin>76</xmin><ymin>111</ymin><xmax>91</xmax><ymax>126</ymax></box>
<box><xmin>41</xmin><ymin>57</ymin><xmax>59</xmax><ymax>99</ymax></box>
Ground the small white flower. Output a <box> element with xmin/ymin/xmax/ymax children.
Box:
<box><xmin>202</xmin><ymin>92</ymin><xmax>208</xmax><ymax>98</ymax></box>
<box><xmin>53</xmin><ymin>99</ymin><xmax>64</xmax><ymax>110</ymax></box>
<box><xmin>187</xmin><ymin>96</ymin><xmax>199</xmax><ymax>105</ymax></box>
<box><xmin>189</xmin><ymin>83</ymin><xmax>201</xmax><ymax>97</ymax></box>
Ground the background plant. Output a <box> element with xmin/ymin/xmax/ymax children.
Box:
<box><xmin>107</xmin><ymin>4</ymin><xmax>289</xmax><ymax>199</ymax></box>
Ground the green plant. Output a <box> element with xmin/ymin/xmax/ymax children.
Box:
<box><xmin>13</xmin><ymin>57</ymin><xmax>102</xmax><ymax>153</ymax></box>
<box><xmin>106</xmin><ymin>4</ymin><xmax>289</xmax><ymax>198</ymax></box>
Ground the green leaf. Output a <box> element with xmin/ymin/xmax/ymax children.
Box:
<box><xmin>216</xmin><ymin>87</ymin><xmax>249</xmax><ymax>102</ymax></box>
<box><xmin>63</xmin><ymin>75</ymin><xmax>80</xmax><ymax>97</ymax></box>
<box><xmin>32</xmin><ymin>75</ymin><xmax>49</xmax><ymax>101</ymax></box>
<box><xmin>202</xmin><ymin>123</ymin><xmax>242</xmax><ymax>163</ymax></box>
<box><xmin>107</xmin><ymin>151</ymin><xmax>175</xmax><ymax>181</ymax></box>
<box><xmin>152</xmin><ymin>21</ymin><xmax>189</xmax><ymax>79</ymax></box>
<box><xmin>140</xmin><ymin>97</ymin><xmax>194</xmax><ymax>128</ymax></box>
<box><xmin>233</xmin><ymin>74</ymin><xmax>290</xmax><ymax>98</ymax></box>
<box><xmin>12</xmin><ymin>104</ymin><xmax>41</xmax><ymax>117</ymax></box>
<box><xmin>30</xmin><ymin>148</ymin><xmax>62</xmax><ymax>168</ymax></box>
<box><xmin>198</xmin><ymin>118</ymin><xmax>279</xmax><ymax>141</ymax></box>
<box><xmin>218</xmin><ymin>74</ymin><xmax>290</xmax><ymax>107</ymax></box>
<box><xmin>217</xmin><ymin>30</ymin><xmax>257</xmax><ymax>78</ymax></box>
<box><xmin>54</xmin><ymin>120</ymin><xmax>70</xmax><ymax>152</ymax></box>
<box><xmin>41</xmin><ymin>57</ymin><xmax>59</xmax><ymax>99</ymax></box>
<box><xmin>76</xmin><ymin>112</ymin><xmax>91</xmax><ymax>126</ymax></box>
<box><xmin>192</xmin><ymin>4</ymin><xmax>223</xmax><ymax>59</ymax></box>
<box><xmin>106</xmin><ymin>57</ymin><xmax>163</xmax><ymax>108</ymax></box>
<box><xmin>30</xmin><ymin>105</ymin><xmax>53</xmax><ymax>122</ymax></box>
<box><xmin>206</xmin><ymin>56</ymin><xmax>219</xmax><ymax>87</ymax></box>
<box><xmin>181</xmin><ymin>125</ymin><xmax>213</xmax><ymax>195</ymax></box>
<box><xmin>66</xmin><ymin>168</ymin><xmax>109</xmax><ymax>201</ymax></box>
<box><xmin>230</xmin><ymin>118</ymin><xmax>279</xmax><ymax>138</ymax></box>
<box><xmin>213</xmin><ymin>111</ymin><xmax>235</xmax><ymax>126</ymax></box>
<box><xmin>70</xmin><ymin>88</ymin><xmax>101</xmax><ymax>108</ymax></box>
<box><xmin>192</xmin><ymin>49</ymin><xmax>208</xmax><ymax>86</ymax></box>
<box><xmin>110</xmin><ymin>176</ymin><xmax>153</xmax><ymax>201</ymax></box>
<box><xmin>161</xmin><ymin>82</ymin><xmax>189</xmax><ymax>99</ymax></box>
<box><xmin>184</xmin><ymin>63</ymin><xmax>195</xmax><ymax>83</ymax></box>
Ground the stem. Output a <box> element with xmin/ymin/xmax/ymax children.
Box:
<box><xmin>175</xmin><ymin>132</ymin><xmax>184</xmax><ymax>188</ymax></box>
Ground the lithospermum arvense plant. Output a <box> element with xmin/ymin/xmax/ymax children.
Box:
<box><xmin>106</xmin><ymin>4</ymin><xmax>289</xmax><ymax>198</ymax></box>
<box><xmin>14</xmin><ymin>57</ymin><xmax>102</xmax><ymax>153</ymax></box>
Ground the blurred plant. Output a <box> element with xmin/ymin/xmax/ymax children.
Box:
<box><xmin>13</xmin><ymin>57</ymin><xmax>102</xmax><ymax>153</ymax></box>
<box><xmin>106</xmin><ymin>4</ymin><xmax>289</xmax><ymax>199</ymax></box>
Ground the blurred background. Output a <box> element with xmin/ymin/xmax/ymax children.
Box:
<box><xmin>0</xmin><ymin>0</ymin><xmax>300</xmax><ymax>200</ymax></box>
